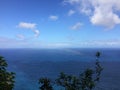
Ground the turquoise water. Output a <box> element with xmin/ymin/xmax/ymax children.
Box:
<box><xmin>0</xmin><ymin>48</ymin><xmax>120</xmax><ymax>90</ymax></box>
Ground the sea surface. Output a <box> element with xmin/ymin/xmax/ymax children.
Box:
<box><xmin>0</xmin><ymin>48</ymin><xmax>120</xmax><ymax>90</ymax></box>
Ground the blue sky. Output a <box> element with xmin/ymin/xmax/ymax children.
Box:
<box><xmin>0</xmin><ymin>0</ymin><xmax>120</xmax><ymax>48</ymax></box>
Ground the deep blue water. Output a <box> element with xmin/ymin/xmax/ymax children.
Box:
<box><xmin>0</xmin><ymin>48</ymin><xmax>120</xmax><ymax>90</ymax></box>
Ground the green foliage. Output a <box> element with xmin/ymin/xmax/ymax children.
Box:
<box><xmin>0</xmin><ymin>56</ymin><xmax>15</xmax><ymax>90</ymax></box>
<box><xmin>56</xmin><ymin>69</ymin><xmax>96</xmax><ymax>90</ymax></box>
<box><xmin>95</xmin><ymin>52</ymin><xmax>103</xmax><ymax>82</ymax></box>
<box><xmin>39</xmin><ymin>78</ymin><xmax>53</xmax><ymax>90</ymax></box>
<box><xmin>80</xmin><ymin>69</ymin><xmax>95</xmax><ymax>90</ymax></box>
<box><xmin>96</xmin><ymin>52</ymin><xmax>100</xmax><ymax>58</ymax></box>
<box><xmin>39</xmin><ymin>52</ymin><xmax>103</xmax><ymax>90</ymax></box>
<box><xmin>56</xmin><ymin>72</ymin><xmax>80</xmax><ymax>90</ymax></box>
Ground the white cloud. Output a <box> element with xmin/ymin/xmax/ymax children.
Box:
<box><xmin>33</xmin><ymin>30</ymin><xmax>40</xmax><ymax>38</ymax></box>
<box><xmin>68</xmin><ymin>10</ymin><xmax>75</xmax><ymax>16</ymax></box>
<box><xmin>71</xmin><ymin>22</ymin><xmax>83</xmax><ymax>30</ymax></box>
<box><xmin>79</xmin><ymin>0</ymin><xmax>92</xmax><ymax>15</ymax></box>
<box><xmin>64</xmin><ymin>0</ymin><xmax>120</xmax><ymax>28</ymax></box>
<box><xmin>18</xmin><ymin>22</ymin><xmax>36</xmax><ymax>29</ymax></box>
<box><xmin>49</xmin><ymin>15</ymin><xmax>58</xmax><ymax>21</ymax></box>
<box><xmin>16</xmin><ymin>34</ymin><xmax>25</xmax><ymax>40</ymax></box>
<box><xmin>17</xmin><ymin>22</ymin><xmax>40</xmax><ymax>38</ymax></box>
<box><xmin>90</xmin><ymin>0</ymin><xmax>120</xmax><ymax>28</ymax></box>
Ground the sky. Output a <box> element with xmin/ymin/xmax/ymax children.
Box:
<box><xmin>1</xmin><ymin>0</ymin><xmax>120</xmax><ymax>48</ymax></box>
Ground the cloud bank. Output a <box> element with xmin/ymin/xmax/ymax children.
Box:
<box><xmin>64</xmin><ymin>0</ymin><xmax>120</xmax><ymax>28</ymax></box>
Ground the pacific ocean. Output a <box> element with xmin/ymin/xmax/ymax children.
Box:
<box><xmin>0</xmin><ymin>48</ymin><xmax>120</xmax><ymax>90</ymax></box>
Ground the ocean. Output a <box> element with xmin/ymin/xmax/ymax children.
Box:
<box><xmin>0</xmin><ymin>48</ymin><xmax>120</xmax><ymax>90</ymax></box>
